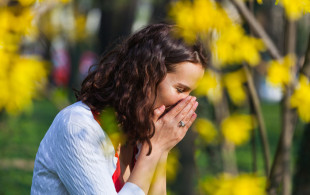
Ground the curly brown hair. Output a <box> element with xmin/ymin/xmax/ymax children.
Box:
<box><xmin>77</xmin><ymin>23</ymin><xmax>207</xmax><ymax>154</ymax></box>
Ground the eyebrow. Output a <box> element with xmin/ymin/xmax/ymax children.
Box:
<box><xmin>177</xmin><ymin>83</ymin><xmax>191</xmax><ymax>91</ymax></box>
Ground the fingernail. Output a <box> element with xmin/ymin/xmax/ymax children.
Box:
<box><xmin>159</xmin><ymin>105</ymin><xmax>165</xmax><ymax>112</ymax></box>
<box><xmin>192</xmin><ymin>96</ymin><xmax>197</xmax><ymax>101</ymax></box>
<box><xmin>186</xmin><ymin>96</ymin><xmax>191</xmax><ymax>101</ymax></box>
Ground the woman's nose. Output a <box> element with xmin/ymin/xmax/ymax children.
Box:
<box><xmin>183</xmin><ymin>92</ymin><xmax>192</xmax><ymax>99</ymax></box>
<box><xmin>178</xmin><ymin>94</ymin><xmax>190</xmax><ymax>103</ymax></box>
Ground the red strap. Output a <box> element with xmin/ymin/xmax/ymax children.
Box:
<box><xmin>91</xmin><ymin>110</ymin><xmax>101</xmax><ymax>125</ymax></box>
<box><xmin>91</xmin><ymin>110</ymin><xmax>137</xmax><ymax>192</ymax></box>
<box><xmin>112</xmin><ymin>152</ymin><xmax>124</xmax><ymax>192</ymax></box>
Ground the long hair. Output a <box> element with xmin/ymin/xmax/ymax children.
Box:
<box><xmin>77</xmin><ymin>23</ymin><xmax>207</xmax><ymax>155</ymax></box>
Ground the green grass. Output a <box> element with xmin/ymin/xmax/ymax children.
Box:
<box><xmin>0</xmin><ymin>99</ymin><xmax>59</xmax><ymax>159</ymax></box>
<box><xmin>0</xmin><ymin>169</ymin><xmax>34</xmax><ymax>195</ymax></box>
<box><xmin>0</xmin><ymin>99</ymin><xmax>60</xmax><ymax>194</ymax></box>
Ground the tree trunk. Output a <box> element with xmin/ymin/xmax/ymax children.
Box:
<box><xmin>267</xmin><ymin>19</ymin><xmax>297</xmax><ymax>195</ymax></box>
<box><xmin>215</xmin><ymin>86</ymin><xmax>238</xmax><ymax>175</ymax></box>
<box><xmin>97</xmin><ymin>0</ymin><xmax>138</xmax><ymax>54</ymax></box>
<box><xmin>293</xmin><ymin>124</ymin><xmax>310</xmax><ymax>195</ymax></box>
<box><xmin>293</xmin><ymin>33</ymin><xmax>310</xmax><ymax>195</ymax></box>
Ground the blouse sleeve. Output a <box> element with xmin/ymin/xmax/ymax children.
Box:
<box><xmin>54</xmin><ymin>122</ymin><xmax>145</xmax><ymax>195</ymax></box>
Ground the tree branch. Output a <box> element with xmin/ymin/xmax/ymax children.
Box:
<box><xmin>214</xmin><ymin>75</ymin><xmax>238</xmax><ymax>175</ymax></box>
<box><xmin>244</xmin><ymin>64</ymin><xmax>270</xmax><ymax>176</ymax></box>
<box><xmin>300</xmin><ymin>35</ymin><xmax>310</xmax><ymax>78</ymax></box>
<box><xmin>267</xmin><ymin>19</ymin><xmax>297</xmax><ymax>195</ymax></box>
<box><xmin>229</xmin><ymin>0</ymin><xmax>282</xmax><ymax>60</ymax></box>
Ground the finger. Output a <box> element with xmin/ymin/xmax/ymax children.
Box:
<box><xmin>185</xmin><ymin>112</ymin><xmax>197</xmax><ymax>129</ymax></box>
<box><xmin>174</xmin><ymin>97</ymin><xmax>196</xmax><ymax>121</ymax></box>
<box><xmin>181</xmin><ymin>101</ymin><xmax>198</xmax><ymax>124</ymax></box>
<box><xmin>153</xmin><ymin>105</ymin><xmax>165</xmax><ymax>121</ymax></box>
<box><xmin>165</xmin><ymin>96</ymin><xmax>192</xmax><ymax>120</ymax></box>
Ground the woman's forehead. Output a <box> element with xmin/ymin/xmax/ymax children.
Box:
<box><xmin>164</xmin><ymin>62</ymin><xmax>204</xmax><ymax>89</ymax></box>
<box><xmin>168</xmin><ymin>62</ymin><xmax>204</xmax><ymax>85</ymax></box>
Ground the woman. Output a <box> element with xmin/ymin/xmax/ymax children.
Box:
<box><xmin>31</xmin><ymin>23</ymin><xmax>207</xmax><ymax>195</ymax></box>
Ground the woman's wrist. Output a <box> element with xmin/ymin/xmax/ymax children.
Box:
<box><xmin>140</xmin><ymin>142</ymin><xmax>163</xmax><ymax>157</ymax></box>
<box><xmin>160</xmin><ymin>151</ymin><xmax>168</xmax><ymax>161</ymax></box>
<box><xmin>127</xmin><ymin>142</ymin><xmax>164</xmax><ymax>194</ymax></box>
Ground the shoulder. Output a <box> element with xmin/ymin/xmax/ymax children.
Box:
<box><xmin>53</xmin><ymin>101</ymin><xmax>102</xmax><ymax>133</ymax></box>
<box><xmin>57</xmin><ymin>101</ymin><xmax>94</xmax><ymax>127</ymax></box>
<box><xmin>50</xmin><ymin>101</ymin><xmax>106</xmax><ymax>142</ymax></box>
<box><xmin>51</xmin><ymin>101</ymin><xmax>115</xmax><ymax>154</ymax></box>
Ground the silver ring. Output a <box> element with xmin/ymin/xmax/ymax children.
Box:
<box><xmin>178</xmin><ymin>120</ymin><xmax>185</xmax><ymax>127</ymax></box>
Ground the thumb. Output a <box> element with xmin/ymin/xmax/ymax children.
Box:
<box><xmin>153</xmin><ymin>105</ymin><xmax>165</xmax><ymax>121</ymax></box>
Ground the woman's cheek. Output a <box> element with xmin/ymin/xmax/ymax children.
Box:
<box><xmin>167</xmin><ymin>92</ymin><xmax>183</xmax><ymax>106</ymax></box>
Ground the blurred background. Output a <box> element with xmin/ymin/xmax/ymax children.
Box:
<box><xmin>1</xmin><ymin>0</ymin><xmax>310</xmax><ymax>194</ymax></box>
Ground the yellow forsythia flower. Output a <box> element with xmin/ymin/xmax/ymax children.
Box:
<box><xmin>170</xmin><ymin>0</ymin><xmax>265</xmax><ymax>66</ymax></box>
<box><xmin>194</xmin><ymin>118</ymin><xmax>217</xmax><ymax>144</ymax></box>
<box><xmin>243</xmin><ymin>0</ymin><xmax>263</xmax><ymax>5</ymax></box>
<box><xmin>0</xmin><ymin>8</ymin><xmax>37</xmax><ymax>36</ymax></box>
<box><xmin>0</xmin><ymin>9</ymin><xmax>13</xmax><ymax>33</ymax></box>
<box><xmin>223</xmin><ymin>69</ymin><xmax>247</xmax><ymax>105</ymax></box>
<box><xmin>0</xmin><ymin>2</ymin><xmax>51</xmax><ymax>115</ymax></box>
<box><xmin>16</xmin><ymin>8</ymin><xmax>38</xmax><ymax>36</ymax></box>
<box><xmin>59</xmin><ymin>0</ymin><xmax>71</xmax><ymax>3</ymax></box>
<box><xmin>200</xmin><ymin>173</ymin><xmax>266</xmax><ymax>195</ymax></box>
<box><xmin>0</xmin><ymin>9</ymin><xmax>22</xmax><ymax>52</ymax></box>
<box><xmin>290</xmin><ymin>75</ymin><xmax>310</xmax><ymax>122</ymax></box>
<box><xmin>277</xmin><ymin>0</ymin><xmax>310</xmax><ymax>20</ymax></box>
<box><xmin>221</xmin><ymin>114</ymin><xmax>256</xmax><ymax>145</ymax></box>
<box><xmin>192</xmin><ymin>0</ymin><xmax>231</xmax><ymax>32</ymax></box>
<box><xmin>0</xmin><ymin>32</ymin><xmax>21</xmax><ymax>52</ymax></box>
<box><xmin>170</xmin><ymin>0</ymin><xmax>231</xmax><ymax>43</ymax></box>
<box><xmin>37</xmin><ymin>0</ymin><xmax>71</xmax><ymax>3</ymax></box>
<box><xmin>266</xmin><ymin>54</ymin><xmax>295</xmax><ymax>87</ymax></box>
<box><xmin>170</xmin><ymin>1</ymin><xmax>196</xmax><ymax>42</ymax></box>
<box><xmin>212</xmin><ymin>25</ymin><xmax>265</xmax><ymax>66</ymax></box>
<box><xmin>194</xmin><ymin>69</ymin><xmax>222</xmax><ymax>103</ymax></box>
<box><xmin>18</xmin><ymin>0</ymin><xmax>36</xmax><ymax>6</ymax></box>
<box><xmin>0</xmin><ymin>51</ymin><xmax>11</xmax><ymax>111</ymax></box>
<box><xmin>0</xmin><ymin>56</ymin><xmax>48</xmax><ymax>114</ymax></box>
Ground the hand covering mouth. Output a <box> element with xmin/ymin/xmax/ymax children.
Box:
<box><xmin>158</xmin><ymin>99</ymin><xmax>183</xmax><ymax>119</ymax></box>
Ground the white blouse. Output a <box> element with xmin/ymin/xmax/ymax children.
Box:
<box><xmin>31</xmin><ymin>101</ymin><xmax>144</xmax><ymax>195</ymax></box>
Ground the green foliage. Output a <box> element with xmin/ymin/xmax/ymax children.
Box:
<box><xmin>0</xmin><ymin>169</ymin><xmax>33</xmax><ymax>195</ymax></box>
<box><xmin>0</xmin><ymin>99</ymin><xmax>59</xmax><ymax>194</ymax></box>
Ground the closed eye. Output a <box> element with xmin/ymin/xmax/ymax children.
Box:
<box><xmin>176</xmin><ymin>88</ymin><xmax>184</xmax><ymax>93</ymax></box>
<box><xmin>175</xmin><ymin>83</ymin><xmax>191</xmax><ymax>93</ymax></box>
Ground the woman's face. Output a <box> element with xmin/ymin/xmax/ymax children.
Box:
<box><xmin>153</xmin><ymin>61</ymin><xmax>204</xmax><ymax>111</ymax></box>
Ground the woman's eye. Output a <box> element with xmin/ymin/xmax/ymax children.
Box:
<box><xmin>176</xmin><ymin>88</ymin><xmax>184</xmax><ymax>93</ymax></box>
